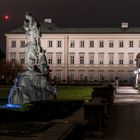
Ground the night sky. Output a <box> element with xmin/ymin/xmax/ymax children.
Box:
<box><xmin>1</xmin><ymin>0</ymin><xmax>140</xmax><ymax>50</ymax></box>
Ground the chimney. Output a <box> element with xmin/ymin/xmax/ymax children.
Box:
<box><xmin>44</xmin><ymin>18</ymin><xmax>52</xmax><ymax>23</ymax></box>
<box><xmin>121</xmin><ymin>22</ymin><xmax>128</xmax><ymax>29</ymax></box>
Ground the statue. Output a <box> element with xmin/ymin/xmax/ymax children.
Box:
<box><xmin>23</xmin><ymin>12</ymin><xmax>41</xmax><ymax>70</ymax></box>
<box><xmin>135</xmin><ymin>53</ymin><xmax>140</xmax><ymax>69</ymax></box>
<box><xmin>8</xmin><ymin>13</ymin><xmax>57</xmax><ymax>105</ymax></box>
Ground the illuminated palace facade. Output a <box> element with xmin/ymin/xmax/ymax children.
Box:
<box><xmin>5</xmin><ymin>21</ymin><xmax>140</xmax><ymax>83</ymax></box>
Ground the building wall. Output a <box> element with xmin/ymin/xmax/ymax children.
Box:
<box><xmin>5</xmin><ymin>33</ymin><xmax>140</xmax><ymax>83</ymax></box>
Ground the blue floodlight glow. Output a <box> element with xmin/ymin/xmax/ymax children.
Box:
<box><xmin>0</xmin><ymin>104</ymin><xmax>22</xmax><ymax>109</ymax></box>
<box><xmin>6</xmin><ymin>104</ymin><xmax>22</xmax><ymax>109</ymax></box>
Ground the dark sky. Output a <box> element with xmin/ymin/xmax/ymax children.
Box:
<box><xmin>1</xmin><ymin>0</ymin><xmax>140</xmax><ymax>50</ymax></box>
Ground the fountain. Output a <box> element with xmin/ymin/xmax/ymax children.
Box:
<box><xmin>5</xmin><ymin>13</ymin><xmax>57</xmax><ymax>108</ymax></box>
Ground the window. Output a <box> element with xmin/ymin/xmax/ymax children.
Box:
<box><xmin>21</xmin><ymin>59</ymin><xmax>25</xmax><ymax>64</ymax></box>
<box><xmin>128</xmin><ymin>53</ymin><xmax>134</xmax><ymax>64</ymax></box>
<box><xmin>108</xmin><ymin>53</ymin><xmax>114</xmax><ymax>64</ymax></box>
<box><xmin>98</xmin><ymin>70</ymin><xmax>104</xmax><ymax>81</ymax></box>
<box><xmin>57</xmin><ymin>41</ymin><xmax>62</xmax><ymax>48</ymax></box>
<box><xmin>79</xmin><ymin>53</ymin><xmax>85</xmax><ymax>64</ymax></box>
<box><xmin>99</xmin><ymin>41</ymin><xmax>104</xmax><ymax>48</ymax></box>
<box><xmin>11</xmin><ymin>41</ymin><xmax>16</xmax><ymax>48</ymax></box>
<box><xmin>89</xmin><ymin>53</ymin><xmax>94</xmax><ymax>64</ymax></box>
<box><xmin>118</xmin><ymin>71</ymin><xmax>124</xmax><ymax>81</ymax></box>
<box><xmin>80</xmin><ymin>41</ymin><xmax>85</xmax><ymax>48</ymax></box>
<box><xmin>88</xmin><ymin>70</ymin><xmax>94</xmax><ymax>81</ymax></box>
<box><xmin>56</xmin><ymin>53</ymin><xmax>62</xmax><ymax>64</ymax></box>
<box><xmin>79</xmin><ymin>70</ymin><xmax>84</xmax><ymax>81</ymax></box>
<box><xmin>109</xmin><ymin>41</ymin><xmax>114</xmax><ymax>48</ymax></box>
<box><xmin>48</xmin><ymin>41</ymin><xmax>53</xmax><ymax>47</ymax></box>
<box><xmin>69</xmin><ymin>54</ymin><xmax>75</xmax><ymax>64</ymax></box>
<box><xmin>19</xmin><ymin>52</ymin><xmax>25</xmax><ymax>64</ymax></box>
<box><xmin>119</xmin><ymin>60</ymin><xmax>123</xmax><ymax>64</ymax></box>
<box><xmin>89</xmin><ymin>41</ymin><xmax>94</xmax><ymax>47</ymax></box>
<box><xmin>11</xmin><ymin>59</ymin><xmax>15</xmax><ymax>64</ymax></box>
<box><xmin>119</xmin><ymin>41</ymin><xmax>124</xmax><ymax>48</ymax></box>
<box><xmin>129</xmin><ymin>41</ymin><xmax>133</xmax><ymax>47</ymax></box>
<box><xmin>69</xmin><ymin>71</ymin><xmax>75</xmax><ymax>81</ymax></box>
<box><xmin>70</xmin><ymin>41</ymin><xmax>75</xmax><ymax>48</ymax></box>
<box><xmin>108</xmin><ymin>71</ymin><xmax>114</xmax><ymax>81</ymax></box>
<box><xmin>56</xmin><ymin>70</ymin><xmax>62</xmax><ymax>81</ymax></box>
<box><xmin>80</xmin><ymin>56</ymin><xmax>84</xmax><ymax>64</ymax></box>
<box><xmin>118</xmin><ymin>53</ymin><xmax>124</xmax><ymax>64</ymax></box>
<box><xmin>129</xmin><ymin>60</ymin><xmax>133</xmax><ymax>64</ymax></box>
<box><xmin>48</xmin><ymin>59</ymin><xmax>52</xmax><ymax>64</ymax></box>
<box><xmin>10</xmin><ymin>52</ymin><xmax>16</xmax><ymax>64</ymax></box>
<box><xmin>47</xmin><ymin>52</ymin><xmax>53</xmax><ymax>64</ymax></box>
<box><xmin>98</xmin><ymin>53</ymin><xmax>104</xmax><ymax>64</ymax></box>
<box><xmin>20</xmin><ymin>41</ymin><xmax>25</xmax><ymax>47</ymax></box>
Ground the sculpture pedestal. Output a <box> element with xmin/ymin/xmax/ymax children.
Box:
<box><xmin>8</xmin><ymin>70</ymin><xmax>57</xmax><ymax>105</ymax></box>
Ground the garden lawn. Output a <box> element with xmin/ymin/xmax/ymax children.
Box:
<box><xmin>0</xmin><ymin>86</ymin><xmax>10</xmax><ymax>99</ymax></box>
<box><xmin>57</xmin><ymin>86</ymin><xmax>93</xmax><ymax>100</ymax></box>
<box><xmin>0</xmin><ymin>86</ymin><xmax>93</xmax><ymax>101</ymax></box>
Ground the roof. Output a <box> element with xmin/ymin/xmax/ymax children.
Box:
<box><xmin>7</xmin><ymin>22</ymin><xmax>140</xmax><ymax>34</ymax></box>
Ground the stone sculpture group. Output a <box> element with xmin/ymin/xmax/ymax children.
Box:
<box><xmin>8</xmin><ymin>13</ymin><xmax>57</xmax><ymax>104</ymax></box>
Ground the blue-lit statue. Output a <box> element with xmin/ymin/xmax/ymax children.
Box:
<box><xmin>8</xmin><ymin>13</ymin><xmax>57</xmax><ymax>105</ymax></box>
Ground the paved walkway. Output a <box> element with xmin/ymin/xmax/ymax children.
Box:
<box><xmin>103</xmin><ymin>86</ymin><xmax>140</xmax><ymax>140</ymax></box>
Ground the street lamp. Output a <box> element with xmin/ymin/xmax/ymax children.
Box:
<box><xmin>134</xmin><ymin>71</ymin><xmax>137</xmax><ymax>74</ymax></box>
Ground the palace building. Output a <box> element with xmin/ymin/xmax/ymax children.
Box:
<box><xmin>5</xmin><ymin>21</ymin><xmax>140</xmax><ymax>84</ymax></box>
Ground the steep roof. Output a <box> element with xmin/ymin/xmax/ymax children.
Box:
<box><xmin>8</xmin><ymin>22</ymin><xmax>140</xmax><ymax>34</ymax></box>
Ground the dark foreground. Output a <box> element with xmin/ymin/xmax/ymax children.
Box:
<box><xmin>0</xmin><ymin>87</ymin><xmax>140</xmax><ymax>140</ymax></box>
